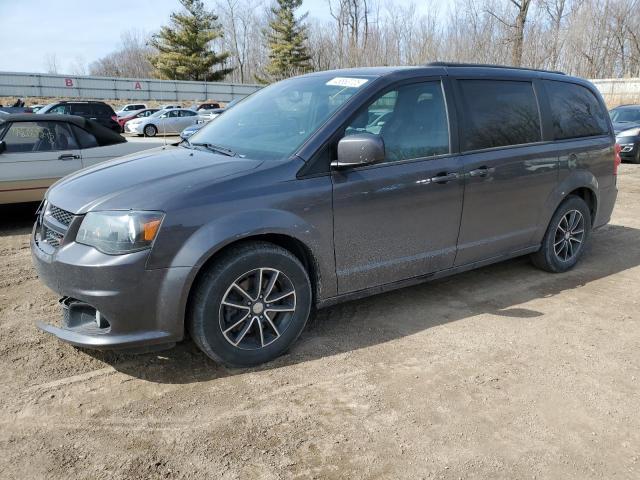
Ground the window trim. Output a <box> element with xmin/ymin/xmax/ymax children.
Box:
<box><xmin>452</xmin><ymin>77</ymin><xmax>544</xmax><ymax>154</ymax></box>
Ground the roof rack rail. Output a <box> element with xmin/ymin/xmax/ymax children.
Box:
<box><xmin>426</xmin><ymin>62</ymin><xmax>566</xmax><ymax>76</ymax></box>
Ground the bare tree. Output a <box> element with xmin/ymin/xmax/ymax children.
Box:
<box><xmin>89</xmin><ymin>30</ymin><xmax>155</xmax><ymax>78</ymax></box>
<box><xmin>43</xmin><ymin>53</ymin><xmax>59</xmax><ymax>74</ymax></box>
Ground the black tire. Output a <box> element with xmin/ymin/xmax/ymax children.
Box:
<box><xmin>633</xmin><ymin>147</ymin><xmax>640</xmax><ymax>164</ymax></box>
<box><xmin>531</xmin><ymin>195</ymin><xmax>591</xmax><ymax>273</ymax></box>
<box><xmin>144</xmin><ymin>124</ymin><xmax>157</xmax><ymax>137</ymax></box>
<box><xmin>188</xmin><ymin>241</ymin><xmax>312</xmax><ymax>367</ymax></box>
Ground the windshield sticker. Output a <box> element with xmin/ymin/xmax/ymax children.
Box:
<box><xmin>326</xmin><ymin>77</ymin><xmax>369</xmax><ymax>88</ymax></box>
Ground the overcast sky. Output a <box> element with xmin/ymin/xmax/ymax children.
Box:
<box><xmin>0</xmin><ymin>0</ymin><xmax>450</xmax><ymax>74</ymax></box>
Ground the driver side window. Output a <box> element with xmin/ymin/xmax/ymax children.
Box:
<box><xmin>345</xmin><ymin>81</ymin><xmax>449</xmax><ymax>163</ymax></box>
<box><xmin>2</xmin><ymin>121</ymin><xmax>78</xmax><ymax>153</ymax></box>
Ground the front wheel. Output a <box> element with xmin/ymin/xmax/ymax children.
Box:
<box><xmin>531</xmin><ymin>195</ymin><xmax>591</xmax><ymax>273</ymax></box>
<box><xmin>144</xmin><ymin>124</ymin><xmax>157</xmax><ymax>137</ymax></box>
<box><xmin>188</xmin><ymin>242</ymin><xmax>312</xmax><ymax>367</ymax></box>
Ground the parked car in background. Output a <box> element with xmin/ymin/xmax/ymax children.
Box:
<box><xmin>117</xmin><ymin>108</ymin><xmax>159</xmax><ymax>132</ymax></box>
<box><xmin>179</xmin><ymin>122</ymin><xmax>205</xmax><ymax>140</ymax></box>
<box><xmin>190</xmin><ymin>102</ymin><xmax>221</xmax><ymax>111</ymax></box>
<box><xmin>0</xmin><ymin>114</ymin><xmax>162</xmax><ymax>204</ymax></box>
<box><xmin>0</xmin><ymin>106</ymin><xmax>33</xmax><ymax>114</ymax></box>
<box><xmin>38</xmin><ymin>101</ymin><xmax>120</xmax><ymax>133</ymax></box>
<box><xmin>30</xmin><ymin>105</ymin><xmax>45</xmax><ymax>113</ymax></box>
<box><xmin>31</xmin><ymin>64</ymin><xmax>618</xmax><ymax>367</ymax></box>
<box><xmin>115</xmin><ymin>103</ymin><xmax>148</xmax><ymax>117</ymax></box>
<box><xmin>159</xmin><ymin>104</ymin><xmax>181</xmax><ymax>110</ymax></box>
<box><xmin>198</xmin><ymin>98</ymin><xmax>242</xmax><ymax>121</ymax></box>
<box><xmin>124</xmin><ymin>108</ymin><xmax>199</xmax><ymax>136</ymax></box>
<box><xmin>610</xmin><ymin>104</ymin><xmax>640</xmax><ymax>163</ymax></box>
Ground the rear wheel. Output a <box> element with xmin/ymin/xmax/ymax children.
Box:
<box><xmin>531</xmin><ymin>195</ymin><xmax>591</xmax><ymax>273</ymax></box>
<box><xmin>633</xmin><ymin>147</ymin><xmax>640</xmax><ymax>164</ymax></box>
<box><xmin>144</xmin><ymin>124</ymin><xmax>157</xmax><ymax>137</ymax></box>
<box><xmin>188</xmin><ymin>242</ymin><xmax>312</xmax><ymax>367</ymax></box>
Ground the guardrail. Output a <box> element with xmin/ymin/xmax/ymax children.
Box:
<box><xmin>0</xmin><ymin>71</ymin><xmax>261</xmax><ymax>102</ymax></box>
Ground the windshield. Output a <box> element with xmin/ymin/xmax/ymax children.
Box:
<box><xmin>37</xmin><ymin>103</ymin><xmax>57</xmax><ymax>114</ymax></box>
<box><xmin>188</xmin><ymin>74</ymin><xmax>374</xmax><ymax>160</ymax></box>
<box><xmin>610</xmin><ymin>108</ymin><xmax>640</xmax><ymax>123</ymax></box>
<box><xmin>149</xmin><ymin>109</ymin><xmax>169</xmax><ymax>118</ymax></box>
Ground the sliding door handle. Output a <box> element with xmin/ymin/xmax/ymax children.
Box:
<box><xmin>468</xmin><ymin>166</ymin><xmax>493</xmax><ymax>177</ymax></box>
<box><xmin>430</xmin><ymin>172</ymin><xmax>459</xmax><ymax>184</ymax></box>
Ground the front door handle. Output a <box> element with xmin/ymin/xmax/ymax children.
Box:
<box><xmin>468</xmin><ymin>166</ymin><xmax>493</xmax><ymax>177</ymax></box>
<box><xmin>430</xmin><ymin>172</ymin><xmax>459</xmax><ymax>184</ymax></box>
<box><xmin>58</xmin><ymin>154</ymin><xmax>80</xmax><ymax>160</ymax></box>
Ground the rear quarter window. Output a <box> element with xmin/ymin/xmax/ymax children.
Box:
<box><xmin>458</xmin><ymin>79</ymin><xmax>542</xmax><ymax>151</ymax></box>
<box><xmin>71</xmin><ymin>125</ymin><xmax>98</xmax><ymax>149</ymax></box>
<box><xmin>544</xmin><ymin>80</ymin><xmax>609</xmax><ymax>139</ymax></box>
<box><xmin>93</xmin><ymin>104</ymin><xmax>115</xmax><ymax>117</ymax></box>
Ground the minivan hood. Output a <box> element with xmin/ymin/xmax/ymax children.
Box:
<box><xmin>47</xmin><ymin>145</ymin><xmax>263</xmax><ymax>214</ymax></box>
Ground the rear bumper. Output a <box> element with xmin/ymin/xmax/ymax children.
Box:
<box><xmin>31</xmin><ymin>227</ymin><xmax>192</xmax><ymax>350</ymax></box>
<box><xmin>594</xmin><ymin>183</ymin><xmax>618</xmax><ymax>229</ymax></box>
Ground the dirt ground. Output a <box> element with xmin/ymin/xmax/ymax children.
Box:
<box><xmin>1</xmin><ymin>165</ymin><xmax>639</xmax><ymax>480</ymax></box>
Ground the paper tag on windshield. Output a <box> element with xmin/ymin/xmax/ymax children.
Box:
<box><xmin>326</xmin><ymin>77</ymin><xmax>368</xmax><ymax>88</ymax></box>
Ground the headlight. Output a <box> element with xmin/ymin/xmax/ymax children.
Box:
<box><xmin>76</xmin><ymin>211</ymin><xmax>164</xmax><ymax>254</ymax></box>
<box><xmin>618</xmin><ymin>127</ymin><xmax>640</xmax><ymax>137</ymax></box>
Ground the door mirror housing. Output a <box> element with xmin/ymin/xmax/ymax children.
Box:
<box><xmin>0</xmin><ymin>140</ymin><xmax>6</xmax><ymax>154</ymax></box>
<box><xmin>332</xmin><ymin>133</ymin><xmax>385</xmax><ymax>169</ymax></box>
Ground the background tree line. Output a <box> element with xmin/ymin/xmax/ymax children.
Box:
<box><xmin>83</xmin><ymin>0</ymin><xmax>640</xmax><ymax>83</ymax></box>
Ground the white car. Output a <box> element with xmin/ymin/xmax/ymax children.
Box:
<box><xmin>115</xmin><ymin>103</ymin><xmax>148</xmax><ymax>117</ymax></box>
<box><xmin>159</xmin><ymin>104</ymin><xmax>181</xmax><ymax>110</ymax></box>
<box><xmin>124</xmin><ymin>108</ymin><xmax>200</xmax><ymax>137</ymax></box>
<box><xmin>0</xmin><ymin>114</ymin><xmax>163</xmax><ymax>204</ymax></box>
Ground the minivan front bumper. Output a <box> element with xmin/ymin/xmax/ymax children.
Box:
<box><xmin>31</xmin><ymin>223</ymin><xmax>191</xmax><ymax>350</ymax></box>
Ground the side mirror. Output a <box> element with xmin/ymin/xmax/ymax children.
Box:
<box><xmin>331</xmin><ymin>133</ymin><xmax>385</xmax><ymax>169</ymax></box>
<box><xmin>0</xmin><ymin>140</ymin><xmax>6</xmax><ymax>154</ymax></box>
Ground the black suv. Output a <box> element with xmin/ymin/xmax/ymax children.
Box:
<box><xmin>38</xmin><ymin>101</ymin><xmax>120</xmax><ymax>133</ymax></box>
<box><xmin>32</xmin><ymin>64</ymin><xmax>619</xmax><ymax>367</ymax></box>
<box><xmin>610</xmin><ymin>104</ymin><xmax>640</xmax><ymax>163</ymax></box>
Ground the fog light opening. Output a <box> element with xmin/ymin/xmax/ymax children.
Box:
<box><xmin>60</xmin><ymin>297</ymin><xmax>111</xmax><ymax>331</ymax></box>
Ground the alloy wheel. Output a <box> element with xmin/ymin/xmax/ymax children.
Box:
<box><xmin>553</xmin><ymin>209</ymin><xmax>585</xmax><ymax>262</ymax></box>
<box><xmin>219</xmin><ymin>268</ymin><xmax>296</xmax><ymax>350</ymax></box>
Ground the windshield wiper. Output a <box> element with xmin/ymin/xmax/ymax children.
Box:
<box><xmin>191</xmin><ymin>142</ymin><xmax>237</xmax><ymax>157</ymax></box>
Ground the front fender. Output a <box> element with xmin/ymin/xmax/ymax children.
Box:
<box><xmin>155</xmin><ymin>207</ymin><xmax>336</xmax><ymax>308</ymax></box>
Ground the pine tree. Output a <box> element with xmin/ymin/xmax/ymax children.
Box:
<box><xmin>261</xmin><ymin>0</ymin><xmax>312</xmax><ymax>82</ymax></box>
<box><xmin>150</xmin><ymin>0</ymin><xmax>233</xmax><ymax>81</ymax></box>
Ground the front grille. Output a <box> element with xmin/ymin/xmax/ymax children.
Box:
<box><xmin>44</xmin><ymin>227</ymin><xmax>63</xmax><ymax>247</ymax></box>
<box><xmin>35</xmin><ymin>202</ymin><xmax>75</xmax><ymax>250</ymax></box>
<box><xmin>48</xmin><ymin>205</ymin><xmax>73</xmax><ymax>227</ymax></box>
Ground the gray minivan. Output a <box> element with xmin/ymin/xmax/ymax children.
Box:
<box><xmin>31</xmin><ymin>63</ymin><xmax>619</xmax><ymax>366</ymax></box>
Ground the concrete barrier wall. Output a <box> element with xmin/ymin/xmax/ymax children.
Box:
<box><xmin>0</xmin><ymin>71</ymin><xmax>261</xmax><ymax>102</ymax></box>
<box><xmin>1</xmin><ymin>70</ymin><xmax>639</xmax><ymax>107</ymax></box>
<box><xmin>590</xmin><ymin>78</ymin><xmax>640</xmax><ymax>107</ymax></box>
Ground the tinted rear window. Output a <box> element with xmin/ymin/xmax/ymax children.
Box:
<box><xmin>544</xmin><ymin>80</ymin><xmax>609</xmax><ymax>139</ymax></box>
<box><xmin>458</xmin><ymin>80</ymin><xmax>541</xmax><ymax>151</ymax></box>
<box><xmin>70</xmin><ymin>104</ymin><xmax>92</xmax><ymax>116</ymax></box>
<box><xmin>92</xmin><ymin>104</ymin><xmax>115</xmax><ymax>117</ymax></box>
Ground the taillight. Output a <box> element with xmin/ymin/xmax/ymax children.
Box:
<box><xmin>614</xmin><ymin>143</ymin><xmax>622</xmax><ymax>175</ymax></box>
